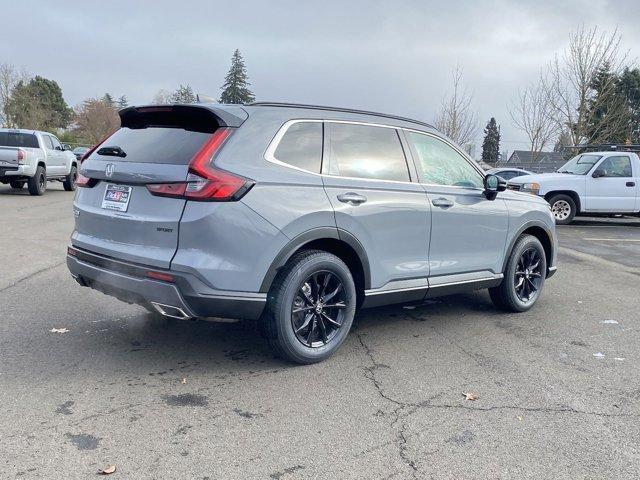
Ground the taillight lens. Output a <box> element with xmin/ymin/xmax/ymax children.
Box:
<box><xmin>146</xmin><ymin>128</ymin><xmax>254</xmax><ymax>202</ymax></box>
<box><xmin>76</xmin><ymin>173</ymin><xmax>98</xmax><ymax>188</ymax></box>
<box><xmin>17</xmin><ymin>150</ymin><xmax>25</xmax><ymax>164</ymax></box>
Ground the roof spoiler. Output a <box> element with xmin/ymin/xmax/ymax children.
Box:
<box><xmin>119</xmin><ymin>104</ymin><xmax>248</xmax><ymax>132</ymax></box>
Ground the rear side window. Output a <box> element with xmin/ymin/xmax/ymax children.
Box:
<box><xmin>0</xmin><ymin>132</ymin><xmax>39</xmax><ymax>148</ymax></box>
<box><xmin>273</xmin><ymin>122</ymin><xmax>322</xmax><ymax>173</ymax></box>
<box><xmin>327</xmin><ymin>123</ymin><xmax>410</xmax><ymax>182</ymax></box>
<box><xmin>42</xmin><ymin>136</ymin><xmax>54</xmax><ymax>150</ymax></box>
<box><xmin>88</xmin><ymin>127</ymin><xmax>213</xmax><ymax>164</ymax></box>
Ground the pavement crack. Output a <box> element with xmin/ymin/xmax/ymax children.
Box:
<box><xmin>0</xmin><ymin>260</ymin><xmax>65</xmax><ymax>293</ymax></box>
<box><xmin>412</xmin><ymin>402</ymin><xmax>640</xmax><ymax>418</ymax></box>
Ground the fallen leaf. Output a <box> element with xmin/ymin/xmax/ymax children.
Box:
<box><xmin>98</xmin><ymin>465</ymin><xmax>116</xmax><ymax>475</ymax></box>
<box><xmin>50</xmin><ymin>328</ymin><xmax>69</xmax><ymax>334</ymax></box>
<box><xmin>516</xmin><ymin>415</ymin><xmax>523</xmax><ymax>421</ymax></box>
<box><xmin>462</xmin><ymin>392</ymin><xmax>478</xmax><ymax>401</ymax></box>
<box><xmin>181</xmin><ymin>378</ymin><xmax>187</xmax><ymax>385</ymax></box>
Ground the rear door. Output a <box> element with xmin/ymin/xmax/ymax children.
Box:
<box><xmin>584</xmin><ymin>155</ymin><xmax>636</xmax><ymax>212</ymax></box>
<box><xmin>322</xmin><ymin>121</ymin><xmax>431</xmax><ymax>290</ymax></box>
<box><xmin>73</xmin><ymin>114</ymin><xmax>221</xmax><ymax>268</ymax></box>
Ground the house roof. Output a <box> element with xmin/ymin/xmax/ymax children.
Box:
<box><xmin>507</xmin><ymin>150</ymin><xmax>565</xmax><ymax>164</ymax></box>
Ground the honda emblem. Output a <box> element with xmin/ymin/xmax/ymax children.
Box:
<box><xmin>105</xmin><ymin>163</ymin><xmax>115</xmax><ymax>178</ymax></box>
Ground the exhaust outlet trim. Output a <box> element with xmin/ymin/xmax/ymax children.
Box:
<box><xmin>150</xmin><ymin>302</ymin><xmax>193</xmax><ymax>320</ymax></box>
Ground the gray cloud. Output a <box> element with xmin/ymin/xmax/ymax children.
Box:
<box><xmin>2</xmin><ymin>0</ymin><xmax>638</xmax><ymax>151</ymax></box>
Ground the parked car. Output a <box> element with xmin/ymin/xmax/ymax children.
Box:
<box><xmin>67</xmin><ymin>103</ymin><xmax>558</xmax><ymax>363</ymax></box>
<box><xmin>0</xmin><ymin>129</ymin><xmax>79</xmax><ymax>195</ymax></box>
<box><xmin>72</xmin><ymin>146</ymin><xmax>89</xmax><ymax>161</ymax></box>
<box><xmin>508</xmin><ymin>151</ymin><xmax>640</xmax><ymax>224</ymax></box>
<box><xmin>486</xmin><ymin>167</ymin><xmax>533</xmax><ymax>181</ymax></box>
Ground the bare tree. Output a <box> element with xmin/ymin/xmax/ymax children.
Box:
<box><xmin>151</xmin><ymin>89</ymin><xmax>173</xmax><ymax>104</ymax></box>
<box><xmin>434</xmin><ymin>65</ymin><xmax>478</xmax><ymax>150</ymax></box>
<box><xmin>73</xmin><ymin>98</ymin><xmax>119</xmax><ymax>144</ymax></box>
<box><xmin>0</xmin><ymin>63</ymin><xmax>28</xmax><ymax>127</ymax></box>
<box><xmin>543</xmin><ymin>25</ymin><xmax>628</xmax><ymax>145</ymax></box>
<box><xmin>510</xmin><ymin>82</ymin><xmax>559</xmax><ymax>161</ymax></box>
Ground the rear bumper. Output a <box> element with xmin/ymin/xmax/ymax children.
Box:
<box><xmin>0</xmin><ymin>164</ymin><xmax>35</xmax><ymax>178</ymax></box>
<box><xmin>67</xmin><ymin>246</ymin><xmax>266</xmax><ymax>320</ymax></box>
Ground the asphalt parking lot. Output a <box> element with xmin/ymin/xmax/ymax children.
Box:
<box><xmin>1</xmin><ymin>184</ymin><xmax>639</xmax><ymax>479</ymax></box>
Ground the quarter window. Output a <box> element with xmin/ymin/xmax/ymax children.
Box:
<box><xmin>598</xmin><ymin>156</ymin><xmax>632</xmax><ymax>177</ymax></box>
<box><xmin>327</xmin><ymin>123</ymin><xmax>410</xmax><ymax>182</ymax></box>
<box><xmin>408</xmin><ymin>132</ymin><xmax>483</xmax><ymax>188</ymax></box>
<box><xmin>273</xmin><ymin>122</ymin><xmax>323</xmax><ymax>173</ymax></box>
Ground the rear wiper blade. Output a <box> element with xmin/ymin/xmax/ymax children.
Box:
<box><xmin>97</xmin><ymin>146</ymin><xmax>127</xmax><ymax>158</ymax></box>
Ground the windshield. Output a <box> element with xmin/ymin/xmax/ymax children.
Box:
<box><xmin>557</xmin><ymin>154</ymin><xmax>602</xmax><ymax>175</ymax></box>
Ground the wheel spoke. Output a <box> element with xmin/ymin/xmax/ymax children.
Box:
<box><xmin>323</xmin><ymin>302</ymin><xmax>346</xmax><ymax>309</ymax></box>
<box><xmin>321</xmin><ymin>312</ymin><xmax>342</xmax><ymax>328</ymax></box>
<box><xmin>292</xmin><ymin>305</ymin><xmax>314</xmax><ymax>314</ymax></box>
<box><xmin>317</xmin><ymin>314</ymin><xmax>328</xmax><ymax>344</ymax></box>
<box><xmin>299</xmin><ymin>286</ymin><xmax>314</xmax><ymax>306</ymax></box>
<box><xmin>320</xmin><ymin>272</ymin><xmax>331</xmax><ymax>297</ymax></box>
<box><xmin>323</xmin><ymin>283</ymin><xmax>343</xmax><ymax>303</ymax></box>
<box><xmin>526</xmin><ymin>277</ymin><xmax>538</xmax><ymax>293</ymax></box>
<box><xmin>294</xmin><ymin>313</ymin><xmax>314</xmax><ymax>333</ymax></box>
<box><xmin>529</xmin><ymin>272</ymin><xmax>542</xmax><ymax>278</ymax></box>
<box><xmin>306</xmin><ymin>317</ymin><xmax>317</xmax><ymax>346</ymax></box>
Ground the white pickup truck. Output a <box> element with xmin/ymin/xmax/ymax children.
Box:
<box><xmin>508</xmin><ymin>150</ymin><xmax>640</xmax><ymax>224</ymax></box>
<box><xmin>0</xmin><ymin>128</ymin><xmax>78</xmax><ymax>195</ymax></box>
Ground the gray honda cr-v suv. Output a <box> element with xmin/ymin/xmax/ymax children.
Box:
<box><xmin>67</xmin><ymin>102</ymin><xmax>557</xmax><ymax>363</ymax></box>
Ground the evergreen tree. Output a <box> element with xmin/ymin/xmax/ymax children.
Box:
<box><xmin>481</xmin><ymin>117</ymin><xmax>500</xmax><ymax>164</ymax></box>
<box><xmin>220</xmin><ymin>49</ymin><xmax>255</xmax><ymax>104</ymax></box>
<box><xmin>6</xmin><ymin>75</ymin><xmax>72</xmax><ymax>130</ymax></box>
<box><xmin>616</xmin><ymin>68</ymin><xmax>640</xmax><ymax>143</ymax></box>
<box><xmin>102</xmin><ymin>93</ymin><xmax>115</xmax><ymax>107</ymax></box>
<box><xmin>554</xmin><ymin>129</ymin><xmax>572</xmax><ymax>152</ymax></box>
<box><xmin>586</xmin><ymin>63</ymin><xmax>629</xmax><ymax>143</ymax></box>
<box><xmin>171</xmin><ymin>84</ymin><xmax>196</xmax><ymax>104</ymax></box>
<box><xmin>117</xmin><ymin>95</ymin><xmax>129</xmax><ymax>109</ymax></box>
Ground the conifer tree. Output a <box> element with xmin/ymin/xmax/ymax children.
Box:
<box><xmin>220</xmin><ymin>50</ymin><xmax>255</xmax><ymax>104</ymax></box>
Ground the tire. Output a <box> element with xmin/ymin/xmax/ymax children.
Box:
<box><xmin>9</xmin><ymin>181</ymin><xmax>24</xmax><ymax>190</ymax></box>
<box><xmin>27</xmin><ymin>166</ymin><xmax>46</xmax><ymax>196</ymax></box>
<box><xmin>489</xmin><ymin>234</ymin><xmax>547</xmax><ymax>312</ymax></box>
<box><xmin>260</xmin><ymin>250</ymin><xmax>357</xmax><ymax>364</ymax></box>
<box><xmin>548</xmin><ymin>194</ymin><xmax>576</xmax><ymax>225</ymax></box>
<box><xmin>63</xmin><ymin>165</ymin><xmax>77</xmax><ymax>191</ymax></box>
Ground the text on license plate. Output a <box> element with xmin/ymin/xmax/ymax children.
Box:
<box><xmin>101</xmin><ymin>184</ymin><xmax>132</xmax><ymax>212</ymax></box>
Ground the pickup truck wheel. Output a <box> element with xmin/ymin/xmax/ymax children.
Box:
<box><xmin>260</xmin><ymin>250</ymin><xmax>357</xmax><ymax>364</ymax></box>
<box><xmin>63</xmin><ymin>165</ymin><xmax>77</xmax><ymax>191</ymax></box>
<box><xmin>548</xmin><ymin>194</ymin><xmax>576</xmax><ymax>225</ymax></box>
<box><xmin>489</xmin><ymin>234</ymin><xmax>547</xmax><ymax>312</ymax></box>
<box><xmin>9</xmin><ymin>181</ymin><xmax>24</xmax><ymax>190</ymax></box>
<box><xmin>27</xmin><ymin>166</ymin><xmax>46</xmax><ymax>196</ymax></box>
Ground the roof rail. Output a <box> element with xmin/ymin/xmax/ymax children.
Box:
<box><xmin>248</xmin><ymin>102</ymin><xmax>435</xmax><ymax>130</ymax></box>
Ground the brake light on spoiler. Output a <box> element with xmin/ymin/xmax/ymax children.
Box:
<box><xmin>146</xmin><ymin>128</ymin><xmax>254</xmax><ymax>202</ymax></box>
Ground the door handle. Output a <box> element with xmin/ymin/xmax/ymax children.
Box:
<box><xmin>337</xmin><ymin>192</ymin><xmax>367</xmax><ymax>205</ymax></box>
<box><xmin>432</xmin><ymin>197</ymin><xmax>454</xmax><ymax>208</ymax></box>
<box><xmin>626</xmin><ymin>181</ymin><xmax>635</xmax><ymax>187</ymax></box>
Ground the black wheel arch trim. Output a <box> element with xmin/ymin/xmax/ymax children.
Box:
<box><xmin>502</xmin><ymin>220</ymin><xmax>555</xmax><ymax>276</ymax></box>
<box><xmin>259</xmin><ymin>227</ymin><xmax>371</xmax><ymax>293</ymax></box>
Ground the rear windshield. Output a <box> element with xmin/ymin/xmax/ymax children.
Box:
<box><xmin>0</xmin><ymin>132</ymin><xmax>39</xmax><ymax>148</ymax></box>
<box><xmin>88</xmin><ymin>127</ymin><xmax>213</xmax><ymax>164</ymax></box>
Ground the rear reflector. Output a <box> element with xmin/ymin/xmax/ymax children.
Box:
<box><xmin>76</xmin><ymin>173</ymin><xmax>98</xmax><ymax>188</ymax></box>
<box><xmin>145</xmin><ymin>270</ymin><xmax>175</xmax><ymax>282</ymax></box>
<box><xmin>146</xmin><ymin>128</ymin><xmax>254</xmax><ymax>201</ymax></box>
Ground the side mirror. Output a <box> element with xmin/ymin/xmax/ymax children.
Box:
<box><xmin>63</xmin><ymin>144</ymin><xmax>71</xmax><ymax>151</ymax></box>
<box><xmin>592</xmin><ymin>169</ymin><xmax>605</xmax><ymax>178</ymax></box>
<box><xmin>484</xmin><ymin>174</ymin><xmax>507</xmax><ymax>200</ymax></box>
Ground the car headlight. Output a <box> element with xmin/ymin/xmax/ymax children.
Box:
<box><xmin>521</xmin><ymin>182</ymin><xmax>540</xmax><ymax>195</ymax></box>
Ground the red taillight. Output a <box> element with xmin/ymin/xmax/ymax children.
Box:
<box><xmin>146</xmin><ymin>128</ymin><xmax>254</xmax><ymax>202</ymax></box>
<box><xmin>17</xmin><ymin>150</ymin><xmax>25</xmax><ymax>163</ymax></box>
<box><xmin>145</xmin><ymin>270</ymin><xmax>175</xmax><ymax>282</ymax></box>
<box><xmin>76</xmin><ymin>173</ymin><xmax>98</xmax><ymax>188</ymax></box>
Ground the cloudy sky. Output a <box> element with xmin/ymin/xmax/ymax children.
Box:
<box><xmin>1</xmin><ymin>0</ymin><xmax>638</xmax><ymax>153</ymax></box>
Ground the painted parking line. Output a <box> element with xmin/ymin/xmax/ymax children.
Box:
<box><xmin>583</xmin><ymin>238</ymin><xmax>640</xmax><ymax>242</ymax></box>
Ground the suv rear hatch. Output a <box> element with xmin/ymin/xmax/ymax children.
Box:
<box><xmin>72</xmin><ymin>104</ymin><xmax>249</xmax><ymax>268</ymax></box>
